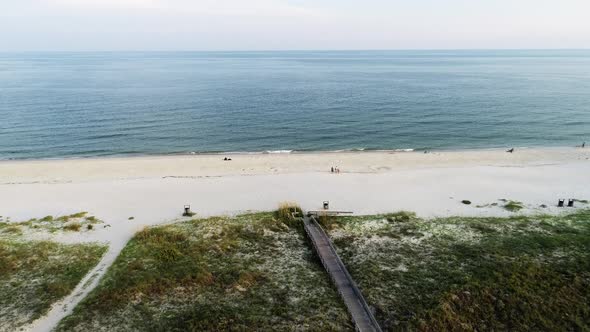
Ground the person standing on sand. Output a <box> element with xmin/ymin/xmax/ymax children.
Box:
<box><xmin>583</xmin><ymin>142</ymin><xmax>586</xmax><ymax>148</ymax></box>
<box><xmin>331</xmin><ymin>167</ymin><xmax>334</xmax><ymax>173</ymax></box>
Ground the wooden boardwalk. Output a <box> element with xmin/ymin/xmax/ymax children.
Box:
<box><xmin>303</xmin><ymin>216</ymin><xmax>382</xmax><ymax>332</ymax></box>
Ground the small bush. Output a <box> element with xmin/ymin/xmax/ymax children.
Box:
<box><xmin>504</xmin><ymin>201</ymin><xmax>524</xmax><ymax>212</ymax></box>
<box><xmin>85</xmin><ymin>216</ymin><xmax>102</xmax><ymax>224</ymax></box>
<box><xmin>3</xmin><ymin>226</ymin><xmax>22</xmax><ymax>235</ymax></box>
<box><xmin>40</xmin><ymin>216</ymin><xmax>54</xmax><ymax>222</ymax></box>
<box><xmin>87</xmin><ymin>224</ymin><xmax>93</xmax><ymax>230</ymax></box>
<box><xmin>56</xmin><ymin>215</ymin><xmax>70</xmax><ymax>222</ymax></box>
<box><xmin>462</xmin><ymin>200</ymin><xmax>472</xmax><ymax>205</ymax></box>
<box><xmin>64</xmin><ymin>222</ymin><xmax>82</xmax><ymax>232</ymax></box>
<box><xmin>386</xmin><ymin>211</ymin><xmax>417</xmax><ymax>223</ymax></box>
<box><xmin>276</xmin><ymin>202</ymin><xmax>303</xmax><ymax>227</ymax></box>
<box><xmin>70</xmin><ymin>212</ymin><xmax>88</xmax><ymax>218</ymax></box>
<box><xmin>128</xmin><ymin>217</ymin><xmax>135</xmax><ymax>220</ymax></box>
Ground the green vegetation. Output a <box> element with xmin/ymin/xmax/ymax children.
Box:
<box><xmin>277</xmin><ymin>201</ymin><xmax>303</xmax><ymax>228</ymax></box>
<box><xmin>328</xmin><ymin>209</ymin><xmax>590</xmax><ymax>331</ymax></box>
<box><xmin>58</xmin><ymin>212</ymin><xmax>351</xmax><ymax>331</ymax></box>
<box><xmin>503</xmin><ymin>200</ymin><xmax>524</xmax><ymax>212</ymax></box>
<box><xmin>0</xmin><ymin>239</ymin><xmax>107</xmax><ymax>331</ymax></box>
<box><xmin>0</xmin><ymin>212</ymin><xmax>103</xmax><ymax>234</ymax></box>
<box><xmin>461</xmin><ymin>200</ymin><xmax>471</xmax><ymax>205</ymax></box>
<box><xmin>63</xmin><ymin>222</ymin><xmax>82</xmax><ymax>232</ymax></box>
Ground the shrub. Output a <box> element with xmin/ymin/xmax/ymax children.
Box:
<box><xmin>386</xmin><ymin>211</ymin><xmax>417</xmax><ymax>223</ymax></box>
<box><xmin>504</xmin><ymin>201</ymin><xmax>524</xmax><ymax>212</ymax></box>
<box><xmin>64</xmin><ymin>222</ymin><xmax>82</xmax><ymax>232</ymax></box>
<box><xmin>276</xmin><ymin>202</ymin><xmax>303</xmax><ymax>227</ymax></box>
<box><xmin>3</xmin><ymin>226</ymin><xmax>22</xmax><ymax>235</ymax></box>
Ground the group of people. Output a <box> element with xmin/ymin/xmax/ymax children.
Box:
<box><xmin>330</xmin><ymin>166</ymin><xmax>341</xmax><ymax>174</ymax></box>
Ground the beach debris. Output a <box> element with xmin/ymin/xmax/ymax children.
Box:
<box><xmin>558</xmin><ymin>199</ymin><xmax>565</xmax><ymax>207</ymax></box>
<box><xmin>461</xmin><ymin>200</ymin><xmax>472</xmax><ymax>205</ymax></box>
<box><xmin>128</xmin><ymin>216</ymin><xmax>135</xmax><ymax>220</ymax></box>
<box><xmin>540</xmin><ymin>204</ymin><xmax>548</xmax><ymax>208</ymax></box>
<box><xmin>506</xmin><ymin>148</ymin><xmax>514</xmax><ymax>153</ymax></box>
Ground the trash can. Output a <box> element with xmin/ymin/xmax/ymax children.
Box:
<box><xmin>323</xmin><ymin>201</ymin><xmax>329</xmax><ymax>210</ymax></box>
<box><xmin>558</xmin><ymin>199</ymin><xmax>565</xmax><ymax>207</ymax></box>
<box><xmin>568</xmin><ymin>199</ymin><xmax>574</xmax><ymax>207</ymax></box>
<box><xmin>183</xmin><ymin>205</ymin><xmax>191</xmax><ymax>216</ymax></box>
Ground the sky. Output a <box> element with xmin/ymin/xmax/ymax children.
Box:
<box><xmin>1</xmin><ymin>0</ymin><xmax>590</xmax><ymax>51</ymax></box>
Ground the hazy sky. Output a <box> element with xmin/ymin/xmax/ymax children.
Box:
<box><xmin>2</xmin><ymin>0</ymin><xmax>590</xmax><ymax>51</ymax></box>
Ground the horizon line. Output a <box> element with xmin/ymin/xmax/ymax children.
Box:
<box><xmin>1</xmin><ymin>48</ymin><xmax>590</xmax><ymax>53</ymax></box>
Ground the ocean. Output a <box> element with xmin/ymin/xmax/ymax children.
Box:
<box><xmin>1</xmin><ymin>50</ymin><xmax>589</xmax><ymax>160</ymax></box>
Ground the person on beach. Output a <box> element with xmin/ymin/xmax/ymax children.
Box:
<box><xmin>331</xmin><ymin>167</ymin><xmax>334</xmax><ymax>173</ymax></box>
<box><xmin>583</xmin><ymin>142</ymin><xmax>586</xmax><ymax>148</ymax></box>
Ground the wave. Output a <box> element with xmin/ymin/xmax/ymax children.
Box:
<box><xmin>263</xmin><ymin>150</ymin><xmax>294</xmax><ymax>154</ymax></box>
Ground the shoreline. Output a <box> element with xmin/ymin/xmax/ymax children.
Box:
<box><xmin>0</xmin><ymin>144</ymin><xmax>585</xmax><ymax>163</ymax></box>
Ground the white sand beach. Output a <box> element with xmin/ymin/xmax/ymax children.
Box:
<box><xmin>2</xmin><ymin>147</ymin><xmax>590</xmax><ymax>223</ymax></box>
<box><xmin>2</xmin><ymin>147</ymin><xmax>590</xmax><ymax>331</ymax></box>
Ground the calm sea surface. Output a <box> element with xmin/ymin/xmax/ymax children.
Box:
<box><xmin>1</xmin><ymin>50</ymin><xmax>589</xmax><ymax>160</ymax></box>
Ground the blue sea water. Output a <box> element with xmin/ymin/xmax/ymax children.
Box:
<box><xmin>0</xmin><ymin>50</ymin><xmax>589</xmax><ymax>160</ymax></box>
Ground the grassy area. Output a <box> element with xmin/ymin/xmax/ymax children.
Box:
<box><xmin>0</xmin><ymin>212</ymin><xmax>104</xmax><ymax>235</ymax></box>
<box><xmin>327</xmin><ymin>210</ymin><xmax>590</xmax><ymax>331</ymax></box>
<box><xmin>0</xmin><ymin>239</ymin><xmax>107</xmax><ymax>331</ymax></box>
<box><xmin>57</xmin><ymin>212</ymin><xmax>351</xmax><ymax>331</ymax></box>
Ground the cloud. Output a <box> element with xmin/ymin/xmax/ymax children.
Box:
<box><xmin>45</xmin><ymin>0</ymin><xmax>317</xmax><ymax>17</ymax></box>
<box><xmin>47</xmin><ymin>0</ymin><xmax>162</xmax><ymax>10</ymax></box>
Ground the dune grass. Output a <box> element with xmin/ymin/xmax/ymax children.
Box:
<box><xmin>503</xmin><ymin>200</ymin><xmax>524</xmax><ymax>212</ymax></box>
<box><xmin>57</xmin><ymin>212</ymin><xmax>351</xmax><ymax>331</ymax></box>
<box><xmin>328</xmin><ymin>209</ymin><xmax>590</xmax><ymax>331</ymax></box>
<box><xmin>0</xmin><ymin>212</ymin><xmax>103</xmax><ymax>234</ymax></box>
<box><xmin>0</xmin><ymin>239</ymin><xmax>107</xmax><ymax>331</ymax></box>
